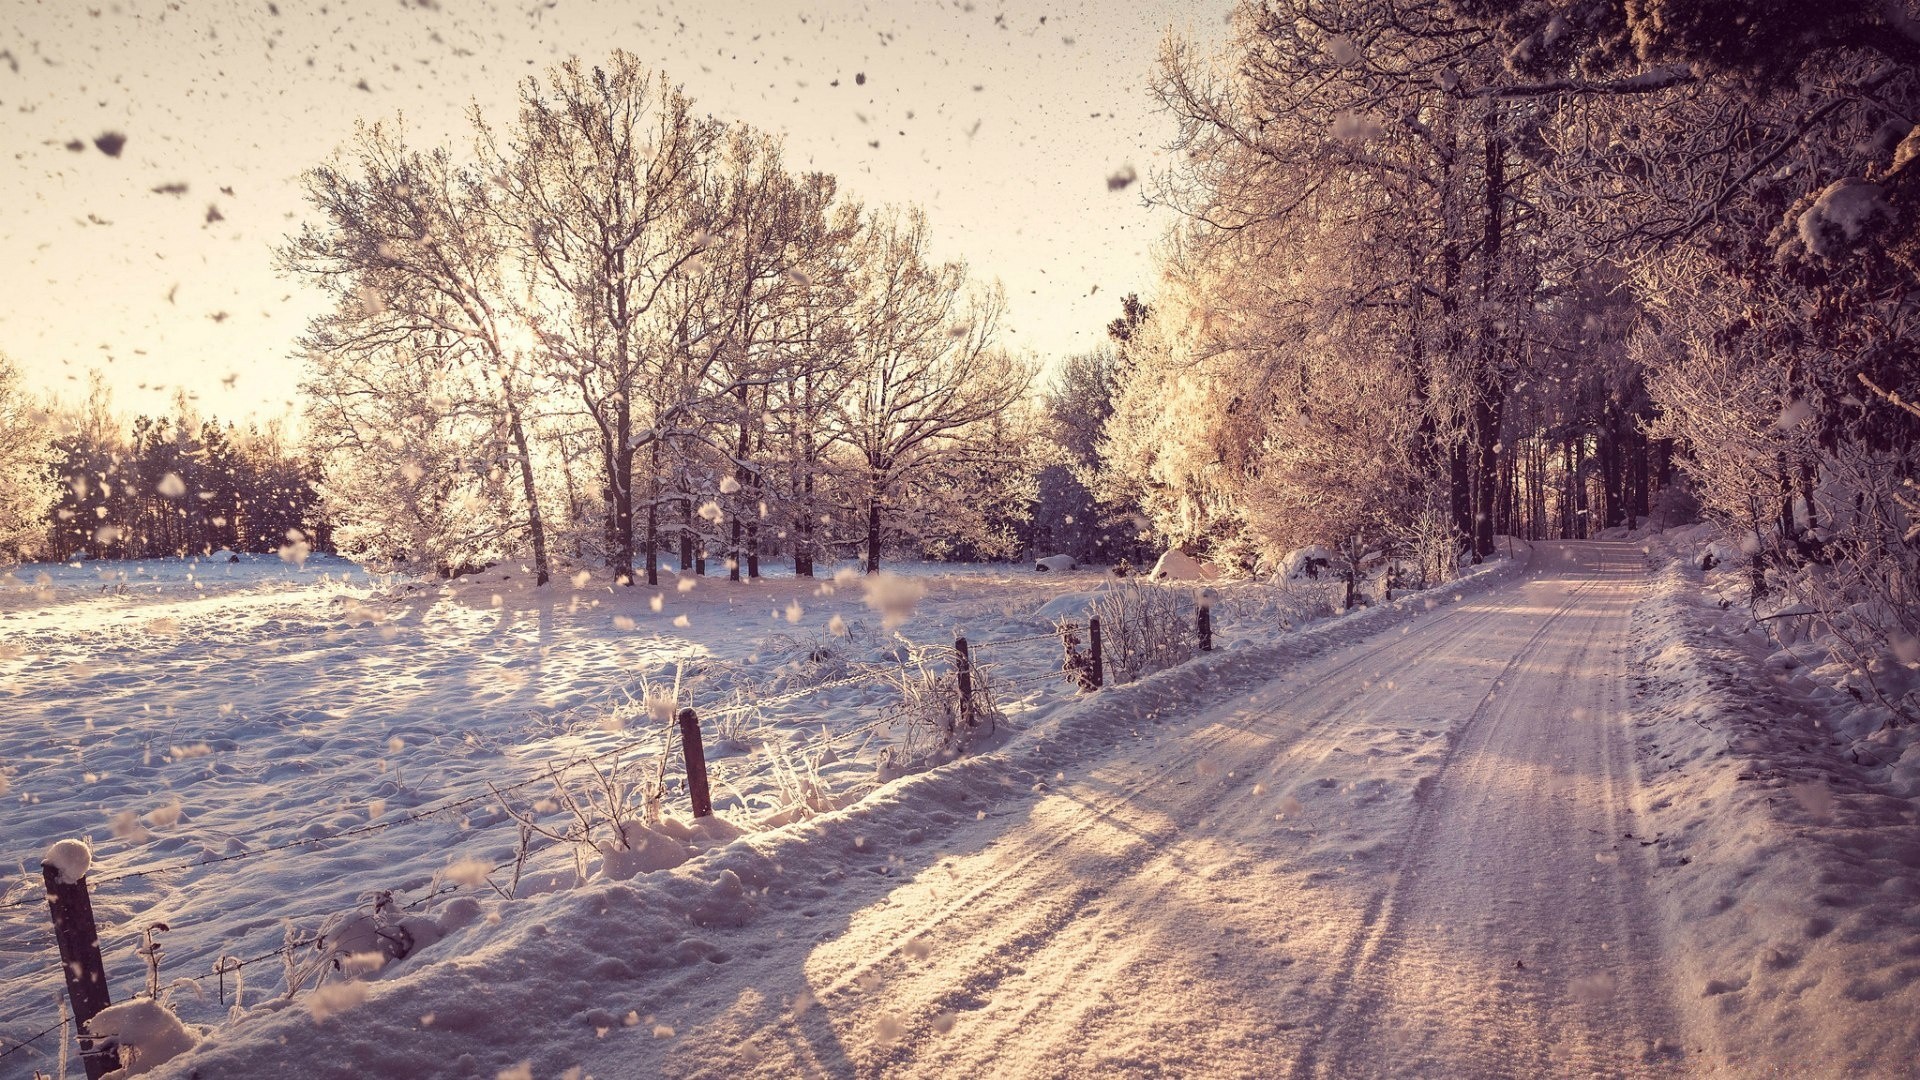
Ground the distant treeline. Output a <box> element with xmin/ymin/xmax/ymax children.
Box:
<box><xmin>39</xmin><ymin>374</ymin><xmax>327</xmax><ymax>562</ymax></box>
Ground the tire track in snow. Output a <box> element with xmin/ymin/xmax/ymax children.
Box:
<box><xmin>664</xmin><ymin>588</ymin><xmax>1528</xmax><ymax>1076</ymax></box>
<box><xmin>870</xmin><ymin>561</ymin><xmax>1585</xmax><ymax>1077</ymax></box>
<box><xmin>808</xmin><ymin>589</ymin><xmax>1520</xmax><ymax>1003</ymax></box>
<box><xmin>1283</xmin><ymin>547</ymin><xmax>1614</xmax><ymax>1077</ymax></box>
<box><xmin>1292</xmin><ymin>542</ymin><xmax>1688</xmax><ymax>1078</ymax></box>
<box><xmin>698</xmin><ymin>574</ymin><xmax>1545</xmax><ymax>1077</ymax></box>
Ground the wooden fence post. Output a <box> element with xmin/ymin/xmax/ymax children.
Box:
<box><xmin>677</xmin><ymin>708</ymin><xmax>712</xmax><ymax>819</ymax></box>
<box><xmin>954</xmin><ymin>635</ymin><xmax>977</xmax><ymax>728</ymax></box>
<box><xmin>1088</xmin><ymin>616</ymin><xmax>1104</xmax><ymax>689</ymax></box>
<box><xmin>42</xmin><ymin>857</ymin><xmax>119</xmax><ymax>1080</ymax></box>
<box><xmin>1196</xmin><ymin>598</ymin><xmax>1213</xmax><ymax>652</ymax></box>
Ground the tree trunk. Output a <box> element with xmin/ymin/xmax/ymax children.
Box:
<box><xmin>1473</xmin><ymin>390</ymin><xmax>1503</xmax><ymax>559</ymax></box>
<box><xmin>680</xmin><ymin>496</ymin><xmax>694</xmax><ymax>574</ymax></box>
<box><xmin>865</xmin><ymin>489</ymin><xmax>882</xmax><ymax>574</ymax></box>
<box><xmin>1471</xmin><ymin>118</ymin><xmax>1507</xmax><ymax>561</ymax></box>
<box><xmin>645</xmin><ymin>441</ymin><xmax>660</xmax><ymax>587</ymax></box>
<box><xmin>795</xmin><ymin>446</ymin><xmax>816</xmax><ymax>577</ymax></box>
<box><xmin>1450</xmin><ymin>444</ymin><xmax>1472</xmax><ymax>553</ymax></box>
<box><xmin>612</xmin><ymin>397</ymin><xmax>635</xmax><ymax>585</ymax></box>
<box><xmin>500</xmin><ymin>375</ymin><xmax>549</xmax><ymax>586</ymax></box>
<box><xmin>746</xmin><ymin>388</ymin><xmax>762</xmax><ymax>580</ymax></box>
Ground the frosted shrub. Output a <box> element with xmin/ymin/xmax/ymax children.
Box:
<box><xmin>1093</xmin><ymin>580</ymin><xmax>1194</xmax><ymax>684</ymax></box>
<box><xmin>874</xmin><ymin>640</ymin><xmax>1001</xmax><ymax>773</ymax></box>
<box><xmin>487</xmin><ymin>754</ymin><xmax>660</xmax><ymax>889</ymax></box>
<box><xmin>766</xmin><ymin>741</ymin><xmax>839</xmax><ymax>821</ymax></box>
<box><xmin>1390</xmin><ymin>502</ymin><xmax>1458</xmax><ymax>591</ymax></box>
<box><xmin>1209</xmin><ymin>580</ymin><xmax>1341</xmax><ymax>634</ymax></box>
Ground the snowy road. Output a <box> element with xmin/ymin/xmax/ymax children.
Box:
<box><xmin>556</xmin><ymin>541</ymin><xmax>1693</xmax><ymax>1078</ymax></box>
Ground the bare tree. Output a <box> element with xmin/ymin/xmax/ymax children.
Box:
<box><xmin>489</xmin><ymin>53</ymin><xmax>721</xmax><ymax>585</ymax></box>
<box><xmin>833</xmin><ymin>207</ymin><xmax>1034</xmax><ymax>572</ymax></box>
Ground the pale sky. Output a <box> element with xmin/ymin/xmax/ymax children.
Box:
<box><xmin>0</xmin><ymin>0</ymin><xmax>1229</xmax><ymax>424</ymax></box>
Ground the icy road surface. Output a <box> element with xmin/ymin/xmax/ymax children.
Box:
<box><xmin>586</xmin><ymin>541</ymin><xmax>1688</xmax><ymax>1077</ymax></box>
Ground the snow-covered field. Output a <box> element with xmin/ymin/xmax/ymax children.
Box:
<box><xmin>3</xmin><ymin>536</ymin><xmax>1915</xmax><ymax>1078</ymax></box>
<box><xmin>0</xmin><ymin>550</ymin><xmax>1353</xmax><ymax>1076</ymax></box>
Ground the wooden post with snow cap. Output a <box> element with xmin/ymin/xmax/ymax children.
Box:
<box><xmin>41</xmin><ymin>840</ymin><xmax>119</xmax><ymax>1080</ymax></box>
<box><xmin>1088</xmin><ymin>616</ymin><xmax>1104</xmax><ymax>689</ymax></box>
<box><xmin>954</xmin><ymin>635</ymin><xmax>977</xmax><ymax>729</ymax></box>
<box><xmin>1196</xmin><ymin>592</ymin><xmax>1214</xmax><ymax>652</ymax></box>
<box><xmin>677</xmin><ymin>709</ymin><xmax>713</xmax><ymax>819</ymax></box>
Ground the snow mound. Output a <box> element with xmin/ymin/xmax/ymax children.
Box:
<box><xmin>1148</xmin><ymin>549</ymin><xmax>1217</xmax><ymax>581</ymax></box>
<box><xmin>91</xmin><ymin>998</ymin><xmax>199</xmax><ymax>1078</ymax></box>
<box><xmin>1032</xmin><ymin>588</ymin><xmax>1106</xmax><ymax>622</ymax></box>
<box><xmin>43</xmin><ymin>837</ymin><xmax>91</xmax><ymax>883</ymax></box>
<box><xmin>596</xmin><ymin>820</ymin><xmax>694</xmax><ymax>881</ymax></box>
<box><xmin>1278</xmin><ymin>545</ymin><xmax>1338</xmax><ymax>580</ymax></box>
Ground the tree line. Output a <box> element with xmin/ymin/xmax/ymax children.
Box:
<box><xmin>1078</xmin><ymin>0</ymin><xmax>1918</xmax><ymax>712</ymax></box>
<box><xmin>286</xmin><ymin>52</ymin><xmax>1038</xmax><ymax>586</ymax></box>
<box><xmin>0</xmin><ymin>368</ymin><xmax>326</xmax><ymax>564</ymax></box>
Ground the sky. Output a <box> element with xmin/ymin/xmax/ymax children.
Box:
<box><xmin>0</xmin><ymin>0</ymin><xmax>1231</xmax><ymax>425</ymax></box>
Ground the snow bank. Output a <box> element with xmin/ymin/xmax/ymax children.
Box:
<box><xmin>1626</xmin><ymin>543</ymin><xmax>1920</xmax><ymax>1074</ymax></box>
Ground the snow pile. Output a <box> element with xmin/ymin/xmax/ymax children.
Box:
<box><xmin>43</xmin><ymin>837</ymin><xmax>91</xmax><ymax>883</ymax></box>
<box><xmin>595</xmin><ymin>820</ymin><xmax>693</xmax><ymax>881</ymax></box>
<box><xmin>1030</xmin><ymin>587</ymin><xmax>1108</xmax><ymax>622</ymax></box>
<box><xmin>89</xmin><ymin>998</ymin><xmax>199</xmax><ymax>1078</ymax></box>
<box><xmin>1277</xmin><ymin>545</ymin><xmax>1337</xmax><ymax>580</ymax></box>
<box><xmin>1147</xmin><ymin>549</ymin><xmax>1216</xmax><ymax>581</ymax></box>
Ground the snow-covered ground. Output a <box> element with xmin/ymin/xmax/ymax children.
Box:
<box><xmin>0</xmin><ymin>549</ymin><xmax>1353</xmax><ymax>1076</ymax></box>
<box><xmin>3</xmin><ymin>537</ymin><xmax>1914</xmax><ymax>1078</ymax></box>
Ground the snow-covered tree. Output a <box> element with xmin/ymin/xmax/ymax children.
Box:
<box><xmin>0</xmin><ymin>354</ymin><xmax>59</xmax><ymax>563</ymax></box>
<box><xmin>491</xmin><ymin>52</ymin><xmax>722</xmax><ymax>586</ymax></box>
<box><xmin>285</xmin><ymin>121</ymin><xmax>555</xmax><ymax>584</ymax></box>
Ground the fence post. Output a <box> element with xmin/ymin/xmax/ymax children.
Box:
<box><xmin>1196</xmin><ymin>597</ymin><xmax>1213</xmax><ymax>653</ymax></box>
<box><xmin>676</xmin><ymin>708</ymin><xmax>712</xmax><ymax>818</ymax></box>
<box><xmin>954</xmin><ymin>635</ymin><xmax>977</xmax><ymax>728</ymax></box>
<box><xmin>1088</xmin><ymin>616</ymin><xmax>1104</xmax><ymax>689</ymax></box>
<box><xmin>42</xmin><ymin>856</ymin><xmax>119</xmax><ymax>1080</ymax></box>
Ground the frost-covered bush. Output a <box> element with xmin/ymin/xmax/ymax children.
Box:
<box><xmin>1207</xmin><ymin>579</ymin><xmax>1342</xmax><ymax>637</ymax></box>
<box><xmin>1093</xmin><ymin>580</ymin><xmax>1195</xmax><ymax>684</ymax></box>
<box><xmin>876</xmin><ymin>640</ymin><xmax>999</xmax><ymax>755</ymax></box>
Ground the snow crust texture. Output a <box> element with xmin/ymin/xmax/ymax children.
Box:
<box><xmin>1624</xmin><ymin>541</ymin><xmax>1920</xmax><ymax>1075</ymax></box>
